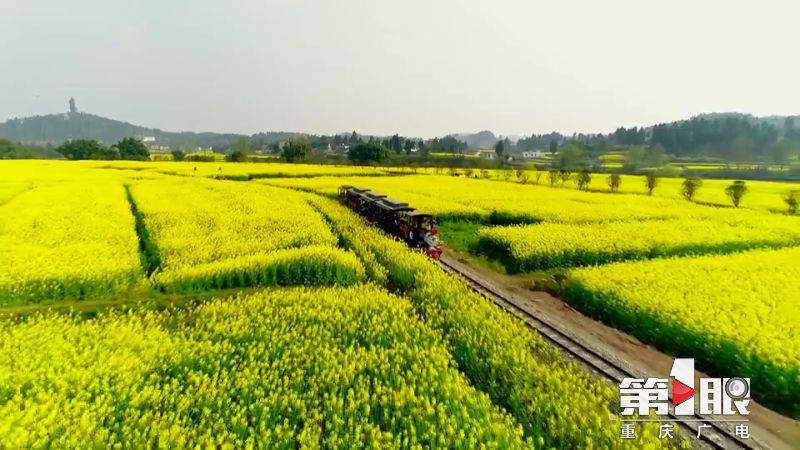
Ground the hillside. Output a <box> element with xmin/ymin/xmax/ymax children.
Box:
<box><xmin>2</xmin><ymin>107</ymin><xmax>797</xmax><ymax>156</ymax></box>
<box><xmin>0</xmin><ymin>112</ymin><xmax>251</xmax><ymax>149</ymax></box>
<box><xmin>692</xmin><ymin>112</ymin><xmax>800</xmax><ymax>134</ymax></box>
<box><xmin>451</xmin><ymin>130</ymin><xmax>499</xmax><ymax>148</ymax></box>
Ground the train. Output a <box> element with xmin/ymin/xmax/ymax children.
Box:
<box><xmin>337</xmin><ymin>185</ymin><xmax>442</xmax><ymax>259</ymax></box>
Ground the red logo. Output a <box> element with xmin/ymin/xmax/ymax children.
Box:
<box><xmin>672</xmin><ymin>379</ymin><xmax>695</xmax><ymax>406</ymax></box>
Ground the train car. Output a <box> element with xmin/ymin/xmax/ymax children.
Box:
<box><xmin>374</xmin><ymin>198</ymin><xmax>414</xmax><ymax>235</ymax></box>
<box><xmin>338</xmin><ymin>186</ymin><xmax>368</xmax><ymax>210</ymax></box>
<box><xmin>338</xmin><ymin>185</ymin><xmax>442</xmax><ymax>260</ymax></box>
<box><xmin>402</xmin><ymin>211</ymin><xmax>441</xmax><ymax>259</ymax></box>
<box><xmin>339</xmin><ymin>186</ymin><xmax>383</xmax><ymax>218</ymax></box>
<box><xmin>358</xmin><ymin>191</ymin><xmax>387</xmax><ymax>221</ymax></box>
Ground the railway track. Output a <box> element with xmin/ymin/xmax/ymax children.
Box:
<box><xmin>439</xmin><ymin>256</ymin><xmax>763</xmax><ymax>450</ymax></box>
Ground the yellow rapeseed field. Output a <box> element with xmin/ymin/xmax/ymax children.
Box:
<box><xmin>0</xmin><ymin>180</ymin><xmax>142</xmax><ymax>304</ymax></box>
<box><xmin>259</xmin><ymin>175</ymin><xmax>490</xmax><ymax>220</ymax></box>
<box><xmin>310</xmin><ymin>197</ymin><xmax>674</xmax><ymax>448</ymax></box>
<box><xmin>83</xmin><ymin>160</ymin><xmax>393</xmax><ymax>180</ymax></box>
<box><xmin>0</xmin><ymin>285</ymin><xmax>532</xmax><ymax>448</ymax></box>
<box><xmin>565</xmin><ymin>247</ymin><xmax>800</xmax><ymax>417</ymax></box>
<box><xmin>0</xmin><ymin>180</ymin><xmax>33</xmax><ymax>204</ymax></box>
<box><xmin>580</xmin><ymin>173</ymin><xmax>796</xmax><ymax>213</ymax></box>
<box><xmin>1</xmin><ymin>158</ymin><xmax>791</xmax><ymax>442</ymax></box>
<box><xmin>0</xmin><ymin>161</ymin><xmax>375</xmax><ymax>301</ymax></box>
<box><xmin>476</xmin><ymin>218</ymin><xmax>800</xmax><ymax>272</ymax></box>
<box><xmin>476</xmin><ymin>169</ymin><xmax>798</xmax><ymax>214</ymax></box>
<box><xmin>127</xmin><ymin>177</ymin><xmax>365</xmax><ymax>291</ymax></box>
<box><xmin>262</xmin><ymin>173</ymin><xmax>794</xmax><ymax>225</ymax></box>
<box><xmin>129</xmin><ymin>177</ymin><xmax>338</xmax><ymax>266</ymax></box>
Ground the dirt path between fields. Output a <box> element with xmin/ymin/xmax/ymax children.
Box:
<box><xmin>443</xmin><ymin>247</ymin><xmax>800</xmax><ymax>450</ymax></box>
<box><xmin>0</xmin><ymin>286</ymin><xmax>265</xmax><ymax>317</ymax></box>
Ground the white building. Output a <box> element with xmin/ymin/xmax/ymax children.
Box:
<box><xmin>475</xmin><ymin>150</ymin><xmax>496</xmax><ymax>160</ymax></box>
<box><xmin>521</xmin><ymin>150</ymin><xmax>546</xmax><ymax>159</ymax></box>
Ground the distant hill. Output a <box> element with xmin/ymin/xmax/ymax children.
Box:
<box><xmin>0</xmin><ymin>110</ymin><xmax>306</xmax><ymax>151</ymax></box>
<box><xmin>691</xmin><ymin>112</ymin><xmax>799</xmax><ymax>134</ymax></box>
<box><xmin>0</xmin><ymin>111</ymin><xmax>248</xmax><ymax>149</ymax></box>
<box><xmin>450</xmin><ymin>130</ymin><xmax>498</xmax><ymax>148</ymax></box>
<box><xmin>2</xmin><ymin>105</ymin><xmax>797</xmax><ymax>154</ymax></box>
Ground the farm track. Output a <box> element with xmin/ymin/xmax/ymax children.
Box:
<box><xmin>439</xmin><ymin>255</ymin><xmax>763</xmax><ymax>450</ymax></box>
<box><xmin>0</xmin><ymin>285</ymin><xmax>267</xmax><ymax>317</ymax></box>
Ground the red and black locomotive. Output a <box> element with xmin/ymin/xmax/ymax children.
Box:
<box><xmin>338</xmin><ymin>185</ymin><xmax>442</xmax><ymax>259</ymax></box>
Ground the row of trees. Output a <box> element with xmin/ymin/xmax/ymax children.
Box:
<box><xmin>509</xmin><ymin>115</ymin><xmax>800</xmax><ymax>168</ymax></box>
<box><xmin>12</xmin><ymin>114</ymin><xmax>800</xmax><ymax>167</ymax></box>
<box><xmin>224</xmin><ymin>132</ymin><xmax>459</xmax><ymax>159</ymax></box>
<box><xmin>55</xmin><ymin>138</ymin><xmax>150</xmax><ymax>160</ymax></box>
<box><xmin>541</xmin><ymin>137</ymin><xmax>798</xmax><ymax>176</ymax></box>
<box><xmin>516</xmin><ymin>132</ymin><xmax>561</xmax><ymax>152</ymax></box>
<box><xmin>679</xmin><ymin>178</ymin><xmax>749</xmax><ymax>208</ymax></box>
<box><xmin>222</xmin><ymin>138</ymin><xmax>392</xmax><ymax>165</ymax></box>
<box><xmin>0</xmin><ymin>139</ymin><xmax>62</xmax><ymax>159</ymax></box>
<box><xmin>46</xmin><ymin>133</ymin><xmax>456</xmax><ymax>167</ymax></box>
<box><xmin>186</xmin><ymin>132</ymin><xmax>799</xmax><ymax>213</ymax></box>
<box><xmin>614</xmin><ymin>116</ymin><xmax>800</xmax><ymax>166</ymax></box>
<box><xmin>650</xmin><ymin>116</ymin><xmax>778</xmax><ymax>158</ymax></box>
<box><xmin>227</xmin><ymin>137</ymin><xmax>393</xmax><ymax>165</ymax></box>
<box><xmin>17</xmin><ymin>114</ymin><xmax>799</xmax><ymax>174</ymax></box>
<box><xmin>496</xmin><ymin>166</ymin><xmax>799</xmax><ymax>212</ymax></box>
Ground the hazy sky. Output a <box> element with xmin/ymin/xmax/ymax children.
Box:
<box><xmin>3</xmin><ymin>0</ymin><xmax>799</xmax><ymax>137</ymax></box>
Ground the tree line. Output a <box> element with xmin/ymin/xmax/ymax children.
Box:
<box><xmin>461</xmin><ymin>164</ymin><xmax>799</xmax><ymax>214</ymax></box>
<box><xmin>507</xmin><ymin>115</ymin><xmax>800</xmax><ymax>168</ymax></box>
<box><xmin>13</xmin><ymin>133</ymin><xmax>799</xmax><ymax>214</ymax></box>
<box><xmin>0</xmin><ymin>139</ymin><xmax>62</xmax><ymax>159</ymax></box>
<box><xmin>5</xmin><ymin>114</ymin><xmax>799</xmax><ymax>173</ymax></box>
<box><xmin>54</xmin><ymin>138</ymin><xmax>150</xmax><ymax>160</ymax></box>
<box><xmin>617</xmin><ymin>116</ymin><xmax>799</xmax><ymax>166</ymax></box>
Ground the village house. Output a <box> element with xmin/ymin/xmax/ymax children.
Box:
<box><xmin>521</xmin><ymin>150</ymin><xmax>547</xmax><ymax>159</ymax></box>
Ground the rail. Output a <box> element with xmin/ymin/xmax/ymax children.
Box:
<box><xmin>439</xmin><ymin>256</ymin><xmax>763</xmax><ymax>450</ymax></box>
